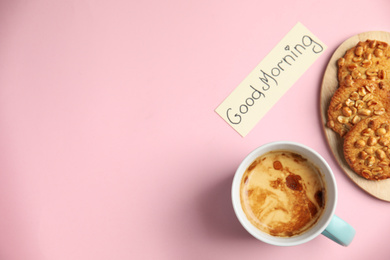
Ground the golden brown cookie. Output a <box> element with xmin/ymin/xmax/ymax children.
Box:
<box><xmin>343</xmin><ymin>115</ymin><xmax>390</xmax><ymax>180</ymax></box>
<box><xmin>327</xmin><ymin>79</ymin><xmax>390</xmax><ymax>137</ymax></box>
<box><xmin>337</xmin><ymin>39</ymin><xmax>390</xmax><ymax>89</ymax></box>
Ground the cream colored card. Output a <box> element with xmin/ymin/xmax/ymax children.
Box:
<box><xmin>215</xmin><ymin>22</ymin><xmax>327</xmax><ymax>137</ymax></box>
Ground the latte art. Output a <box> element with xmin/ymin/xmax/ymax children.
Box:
<box><xmin>240</xmin><ymin>150</ymin><xmax>326</xmax><ymax>237</ymax></box>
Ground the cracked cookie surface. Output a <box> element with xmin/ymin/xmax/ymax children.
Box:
<box><xmin>337</xmin><ymin>39</ymin><xmax>390</xmax><ymax>90</ymax></box>
<box><xmin>344</xmin><ymin>115</ymin><xmax>390</xmax><ymax>180</ymax></box>
<box><xmin>327</xmin><ymin>79</ymin><xmax>390</xmax><ymax>137</ymax></box>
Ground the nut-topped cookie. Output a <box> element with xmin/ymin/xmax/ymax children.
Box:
<box><xmin>343</xmin><ymin>115</ymin><xmax>390</xmax><ymax>180</ymax></box>
<box><xmin>337</xmin><ymin>39</ymin><xmax>390</xmax><ymax>89</ymax></box>
<box><xmin>327</xmin><ymin>79</ymin><xmax>390</xmax><ymax>137</ymax></box>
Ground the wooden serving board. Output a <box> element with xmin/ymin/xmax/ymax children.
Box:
<box><xmin>320</xmin><ymin>31</ymin><xmax>390</xmax><ymax>202</ymax></box>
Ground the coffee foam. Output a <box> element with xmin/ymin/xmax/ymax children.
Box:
<box><xmin>240</xmin><ymin>150</ymin><xmax>326</xmax><ymax>237</ymax></box>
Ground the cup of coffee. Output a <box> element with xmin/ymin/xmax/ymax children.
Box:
<box><xmin>231</xmin><ymin>141</ymin><xmax>355</xmax><ymax>246</ymax></box>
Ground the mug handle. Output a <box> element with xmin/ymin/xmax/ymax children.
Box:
<box><xmin>321</xmin><ymin>215</ymin><xmax>356</xmax><ymax>246</ymax></box>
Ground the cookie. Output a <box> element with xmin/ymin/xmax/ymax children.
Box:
<box><xmin>343</xmin><ymin>115</ymin><xmax>390</xmax><ymax>180</ymax></box>
<box><xmin>337</xmin><ymin>39</ymin><xmax>390</xmax><ymax>89</ymax></box>
<box><xmin>327</xmin><ymin>79</ymin><xmax>390</xmax><ymax>137</ymax></box>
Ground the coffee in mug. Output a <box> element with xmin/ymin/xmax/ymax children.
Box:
<box><xmin>240</xmin><ymin>150</ymin><xmax>326</xmax><ymax>237</ymax></box>
<box><xmin>232</xmin><ymin>142</ymin><xmax>355</xmax><ymax>246</ymax></box>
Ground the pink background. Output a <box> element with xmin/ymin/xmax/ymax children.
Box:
<box><xmin>0</xmin><ymin>0</ymin><xmax>389</xmax><ymax>259</ymax></box>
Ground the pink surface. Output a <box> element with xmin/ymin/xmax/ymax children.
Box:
<box><xmin>0</xmin><ymin>0</ymin><xmax>389</xmax><ymax>259</ymax></box>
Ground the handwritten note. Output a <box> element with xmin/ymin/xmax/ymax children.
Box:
<box><xmin>215</xmin><ymin>22</ymin><xmax>327</xmax><ymax>137</ymax></box>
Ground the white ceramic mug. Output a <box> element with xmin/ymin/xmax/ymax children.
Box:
<box><xmin>231</xmin><ymin>141</ymin><xmax>355</xmax><ymax>246</ymax></box>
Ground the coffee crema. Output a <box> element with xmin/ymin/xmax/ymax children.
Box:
<box><xmin>240</xmin><ymin>150</ymin><xmax>326</xmax><ymax>237</ymax></box>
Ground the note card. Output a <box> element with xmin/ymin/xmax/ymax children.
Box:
<box><xmin>215</xmin><ymin>22</ymin><xmax>327</xmax><ymax>137</ymax></box>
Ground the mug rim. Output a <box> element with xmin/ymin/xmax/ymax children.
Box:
<box><xmin>231</xmin><ymin>141</ymin><xmax>337</xmax><ymax>246</ymax></box>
